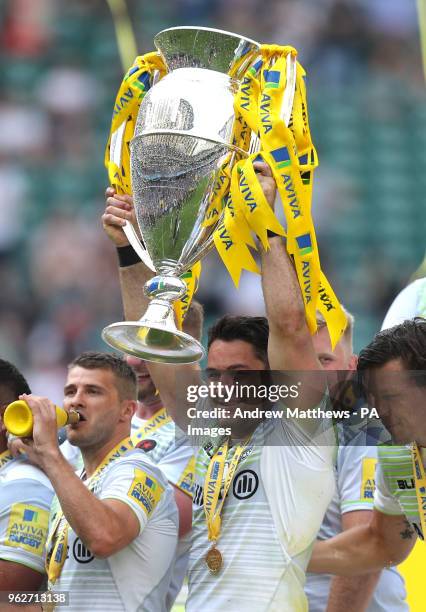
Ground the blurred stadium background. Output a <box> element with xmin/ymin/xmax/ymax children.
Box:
<box><xmin>0</xmin><ymin>0</ymin><xmax>425</xmax><ymax>402</ymax></box>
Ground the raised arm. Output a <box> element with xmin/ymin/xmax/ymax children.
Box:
<box><xmin>256</xmin><ymin>163</ymin><xmax>325</xmax><ymax>411</ymax></box>
<box><xmin>261</xmin><ymin>236</ymin><xmax>321</xmax><ymax>372</ymax></box>
<box><xmin>102</xmin><ymin>188</ymin><xmax>200</xmax><ymax>428</ymax></box>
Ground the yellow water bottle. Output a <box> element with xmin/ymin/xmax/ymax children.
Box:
<box><xmin>3</xmin><ymin>400</ymin><xmax>80</xmax><ymax>437</ymax></box>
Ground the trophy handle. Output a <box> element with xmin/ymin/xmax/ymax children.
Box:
<box><xmin>122</xmin><ymin>221</ymin><xmax>156</xmax><ymax>272</ymax></box>
<box><xmin>108</xmin><ymin>105</ymin><xmax>156</xmax><ymax>272</ymax></box>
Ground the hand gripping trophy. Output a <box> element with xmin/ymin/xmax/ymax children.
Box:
<box><xmin>102</xmin><ymin>27</ymin><xmax>344</xmax><ymax>364</ymax></box>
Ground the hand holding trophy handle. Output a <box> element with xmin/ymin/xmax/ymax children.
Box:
<box><xmin>107</xmin><ymin>132</ymin><xmax>156</xmax><ymax>272</ymax></box>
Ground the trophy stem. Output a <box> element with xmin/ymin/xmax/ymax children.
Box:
<box><xmin>102</xmin><ymin>275</ymin><xmax>205</xmax><ymax>364</ymax></box>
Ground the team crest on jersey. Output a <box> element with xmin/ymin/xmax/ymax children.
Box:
<box><xmin>136</xmin><ymin>439</ymin><xmax>157</xmax><ymax>453</ymax></box>
<box><xmin>128</xmin><ymin>469</ymin><xmax>164</xmax><ymax>516</ymax></box>
<box><xmin>5</xmin><ymin>503</ymin><xmax>49</xmax><ymax>556</ymax></box>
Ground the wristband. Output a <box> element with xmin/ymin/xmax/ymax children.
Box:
<box><xmin>117</xmin><ymin>245</ymin><xmax>140</xmax><ymax>267</ymax></box>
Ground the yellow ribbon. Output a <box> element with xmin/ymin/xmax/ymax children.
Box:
<box><xmin>46</xmin><ymin>436</ymin><xmax>134</xmax><ymax>585</ymax></box>
<box><xmin>204</xmin><ymin>437</ymin><xmax>251</xmax><ymax>546</ymax></box>
<box><xmin>0</xmin><ymin>449</ymin><xmax>14</xmax><ymax>471</ymax></box>
<box><xmin>106</xmin><ymin>45</ymin><xmax>346</xmax><ymax>345</ymax></box>
<box><xmin>131</xmin><ymin>407</ymin><xmax>172</xmax><ymax>443</ymax></box>
<box><xmin>410</xmin><ymin>442</ymin><xmax>426</xmax><ymax>539</ymax></box>
<box><xmin>213</xmin><ymin>44</ymin><xmax>346</xmax><ymax>347</ymax></box>
<box><xmin>417</xmin><ymin>0</ymin><xmax>426</xmax><ymax>81</ymax></box>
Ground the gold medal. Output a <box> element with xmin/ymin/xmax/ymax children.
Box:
<box><xmin>41</xmin><ymin>593</ymin><xmax>56</xmax><ymax>612</ymax></box>
<box><xmin>205</xmin><ymin>546</ymin><xmax>223</xmax><ymax>574</ymax></box>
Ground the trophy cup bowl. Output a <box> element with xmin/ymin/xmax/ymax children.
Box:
<box><xmin>103</xmin><ymin>27</ymin><xmax>291</xmax><ymax>364</ymax></box>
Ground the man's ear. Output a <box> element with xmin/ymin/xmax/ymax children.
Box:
<box><xmin>348</xmin><ymin>354</ymin><xmax>358</xmax><ymax>371</ymax></box>
<box><xmin>120</xmin><ymin>399</ymin><xmax>137</xmax><ymax>421</ymax></box>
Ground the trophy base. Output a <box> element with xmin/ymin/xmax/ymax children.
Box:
<box><xmin>102</xmin><ymin>321</ymin><xmax>205</xmax><ymax>364</ymax></box>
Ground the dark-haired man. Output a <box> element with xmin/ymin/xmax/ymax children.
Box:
<box><xmin>0</xmin><ymin>359</ymin><xmax>54</xmax><ymax>592</ymax></box>
<box><xmin>103</xmin><ymin>164</ymin><xmax>336</xmax><ymax>611</ymax></box>
<box><xmin>19</xmin><ymin>351</ymin><xmax>178</xmax><ymax>611</ymax></box>
<box><xmin>306</xmin><ymin>312</ymin><xmax>408</xmax><ymax>612</ymax></box>
<box><xmin>309</xmin><ymin>318</ymin><xmax>426</xmax><ymax>578</ymax></box>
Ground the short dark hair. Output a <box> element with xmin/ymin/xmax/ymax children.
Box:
<box><xmin>0</xmin><ymin>359</ymin><xmax>31</xmax><ymax>401</ymax></box>
<box><xmin>207</xmin><ymin>315</ymin><xmax>269</xmax><ymax>366</ymax></box>
<box><xmin>68</xmin><ymin>351</ymin><xmax>137</xmax><ymax>400</ymax></box>
<box><xmin>357</xmin><ymin>318</ymin><xmax>426</xmax><ymax>374</ymax></box>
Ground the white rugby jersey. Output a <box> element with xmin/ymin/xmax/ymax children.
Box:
<box><xmin>0</xmin><ymin>453</ymin><xmax>54</xmax><ymax>573</ymax></box>
<box><xmin>131</xmin><ymin>410</ymin><xmax>195</xmax><ymax>607</ymax></box>
<box><xmin>60</xmin><ymin>412</ymin><xmax>194</xmax><ymax>609</ymax></box>
<box><xmin>48</xmin><ymin>450</ymin><xmax>178</xmax><ymax>611</ymax></box>
<box><xmin>374</xmin><ymin>445</ymin><xmax>424</xmax><ymax>540</ymax></box>
<box><xmin>187</xmin><ymin>410</ymin><xmax>336</xmax><ymax>612</ymax></box>
<box><xmin>305</xmin><ymin>444</ymin><xmax>408</xmax><ymax>611</ymax></box>
<box><xmin>381</xmin><ymin>277</ymin><xmax>426</xmax><ymax>330</ymax></box>
<box><xmin>60</xmin><ymin>439</ymin><xmax>84</xmax><ymax>471</ymax></box>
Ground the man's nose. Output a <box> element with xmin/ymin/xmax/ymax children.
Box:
<box><xmin>67</xmin><ymin>389</ymin><xmax>85</xmax><ymax>407</ymax></box>
<box><xmin>126</xmin><ymin>355</ymin><xmax>144</xmax><ymax>368</ymax></box>
<box><xmin>219</xmin><ymin>372</ymin><xmax>235</xmax><ymax>388</ymax></box>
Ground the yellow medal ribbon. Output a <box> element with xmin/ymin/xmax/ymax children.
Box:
<box><xmin>0</xmin><ymin>449</ymin><xmax>14</xmax><ymax>471</ymax></box>
<box><xmin>131</xmin><ymin>407</ymin><xmax>172</xmax><ymax>443</ymax></box>
<box><xmin>410</xmin><ymin>442</ymin><xmax>426</xmax><ymax>538</ymax></box>
<box><xmin>46</xmin><ymin>436</ymin><xmax>134</xmax><ymax>585</ymax></box>
<box><xmin>204</xmin><ymin>436</ymin><xmax>252</xmax><ymax>547</ymax></box>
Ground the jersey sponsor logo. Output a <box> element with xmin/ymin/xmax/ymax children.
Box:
<box><xmin>193</xmin><ymin>483</ymin><xmax>204</xmax><ymax>506</ymax></box>
<box><xmin>233</xmin><ymin>470</ymin><xmax>259</xmax><ymax>500</ymax></box>
<box><xmin>128</xmin><ymin>469</ymin><xmax>164</xmax><ymax>516</ymax></box>
<box><xmin>361</xmin><ymin>458</ymin><xmax>376</xmax><ymax>501</ymax></box>
<box><xmin>5</xmin><ymin>503</ymin><xmax>49</xmax><ymax>557</ymax></box>
<box><xmin>397</xmin><ymin>478</ymin><xmax>415</xmax><ymax>490</ymax></box>
<box><xmin>178</xmin><ymin>471</ymin><xmax>194</xmax><ymax>495</ymax></box>
<box><xmin>177</xmin><ymin>456</ymin><xmax>195</xmax><ymax>496</ymax></box>
<box><xmin>73</xmin><ymin>537</ymin><xmax>94</xmax><ymax>563</ymax></box>
<box><xmin>135</xmin><ymin>439</ymin><xmax>157</xmax><ymax>453</ymax></box>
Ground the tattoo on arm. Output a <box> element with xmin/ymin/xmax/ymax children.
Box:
<box><xmin>400</xmin><ymin>518</ymin><xmax>415</xmax><ymax>540</ymax></box>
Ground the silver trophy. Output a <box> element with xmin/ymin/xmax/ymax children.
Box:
<box><xmin>102</xmin><ymin>27</ymin><xmax>296</xmax><ymax>364</ymax></box>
